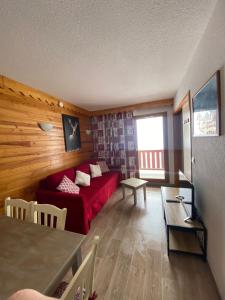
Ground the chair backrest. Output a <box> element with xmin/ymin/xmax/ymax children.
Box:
<box><xmin>4</xmin><ymin>197</ymin><xmax>33</xmax><ymax>222</ymax></box>
<box><xmin>61</xmin><ymin>236</ymin><xmax>99</xmax><ymax>300</ymax></box>
<box><xmin>32</xmin><ymin>203</ymin><xmax>67</xmax><ymax>230</ymax></box>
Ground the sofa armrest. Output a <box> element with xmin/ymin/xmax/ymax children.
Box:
<box><xmin>108</xmin><ymin>167</ymin><xmax>122</xmax><ymax>182</ymax></box>
<box><xmin>36</xmin><ymin>189</ymin><xmax>90</xmax><ymax>234</ymax></box>
<box><xmin>108</xmin><ymin>165</ymin><xmax>120</xmax><ymax>172</ymax></box>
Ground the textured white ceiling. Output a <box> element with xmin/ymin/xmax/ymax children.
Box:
<box><xmin>0</xmin><ymin>0</ymin><xmax>216</xmax><ymax>110</ymax></box>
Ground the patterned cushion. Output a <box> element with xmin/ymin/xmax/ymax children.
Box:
<box><xmin>90</xmin><ymin>164</ymin><xmax>102</xmax><ymax>178</ymax></box>
<box><xmin>56</xmin><ymin>176</ymin><xmax>80</xmax><ymax>194</ymax></box>
<box><xmin>46</xmin><ymin>168</ymin><xmax>75</xmax><ymax>190</ymax></box>
<box><xmin>97</xmin><ymin>161</ymin><xmax>110</xmax><ymax>173</ymax></box>
<box><xmin>75</xmin><ymin>170</ymin><xmax>91</xmax><ymax>186</ymax></box>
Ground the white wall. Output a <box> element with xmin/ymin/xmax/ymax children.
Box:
<box><xmin>175</xmin><ymin>0</ymin><xmax>225</xmax><ymax>298</ymax></box>
<box><xmin>134</xmin><ymin>105</ymin><xmax>175</xmax><ymax>184</ymax></box>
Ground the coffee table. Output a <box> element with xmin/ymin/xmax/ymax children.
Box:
<box><xmin>121</xmin><ymin>178</ymin><xmax>148</xmax><ymax>205</ymax></box>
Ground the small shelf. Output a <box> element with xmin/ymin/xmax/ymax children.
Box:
<box><xmin>165</xmin><ymin>202</ymin><xmax>203</xmax><ymax>229</ymax></box>
<box><xmin>161</xmin><ymin>186</ymin><xmax>207</xmax><ymax>260</ymax></box>
<box><xmin>169</xmin><ymin>230</ymin><xmax>203</xmax><ymax>255</ymax></box>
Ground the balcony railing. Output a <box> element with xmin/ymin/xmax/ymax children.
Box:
<box><xmin>138</xmin><ymin>150</ymin><xmax>164</xmax><ymax>170</ymax></box>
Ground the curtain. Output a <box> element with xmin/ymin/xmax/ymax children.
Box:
<box><xmin>91</xmin><ymin>111</ymin><xmax>137</xmax><ymax>179</ymax></box>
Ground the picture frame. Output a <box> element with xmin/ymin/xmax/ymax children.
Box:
<box><xmin>62</xmin><ymin>114</ymin><xmax>81</xmax><ymax>152</ymax></box>
<box><xmin>192</xmin><ymin>71</ymin><xmax>221</xmax><ymax>137</ymax></box>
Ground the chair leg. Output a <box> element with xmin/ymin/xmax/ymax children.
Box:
<box><xmin>143</xmin><ymin>185</ymin><xmax>147</xmax><ymax>201</ymax></box>
<box><xmin>72</xmin><ymin>247</ymin><xmax>82</xmax><ymax>275</ymax></box>
<box><xmin>134</xmin><ymin>190</ymin><xmax>137</xmax><ymax>205</ymax></box>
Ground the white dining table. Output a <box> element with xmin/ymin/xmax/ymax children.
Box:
<box><xmin>0</xmin><ymin>215</ymin><xmax>86</xmax><ymax>300</ymax></box>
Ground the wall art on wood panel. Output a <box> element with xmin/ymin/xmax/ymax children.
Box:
<box><xmin>192</xmin><ymin>71</ymin><xmax>221</xmax><ymax>137</ymax></box>
<box><xmin>62</xmin><ymin>114</ymin><xmax>81</xmax><ymax>152</ymax></box>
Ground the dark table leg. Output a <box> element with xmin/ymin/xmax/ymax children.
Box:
<box><xmin>167</xmin><ymin>226</ymin><xmax>170</xmax><ymax>256</ymax></box>
<box><xmin>122</xmin><ymin>185</ymin><xmax>126</xmax><ymax>199</ymax></box>
<box><xmin>143</xmin><ymin>184</ymin><xmax>147</xmax><ymax>202</ymax></box>
<box><xmin>134</xmin><ymin>189</ymin><xmax>137</xmax><ymax>205</ymax></box>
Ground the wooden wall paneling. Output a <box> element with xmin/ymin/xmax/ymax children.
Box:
<box><xmin>91</xmin><ymin>98</ymin><xmax>174</xmax><ymax>116</ymax></box>
<box><xmin>0</xmin><ymin>76</ymin><xmax>93</xmax><ymax>212</ymax></box>
<box><xmin>2</xmin><ymin>76</ymin><xmax>91</xmax><ymax>117</ymax></box>
<box><xmin>174</xmin><ymin>91</ymin><xmax>190</xmax><ymax>114</ymax></box>
<box><xmin>182</xmin><ymin>96</ymin><xmax>192</xmax><ymax>181</ymax></box>
<box><xmin>173</xmin><ymin>110</ymin><xmax>183</xmax><ymax>185</ymax></box>
<box><xmin>0</xmin><ymin>75</ymin><xmax>3</xmax><ymax>88</ymax></box>
<box><xmin>173</xmin><ymin>91</ymin><xmax>192</xmax><ymax>185</ymax></box>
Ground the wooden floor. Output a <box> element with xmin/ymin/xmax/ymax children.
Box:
<box><xmin>80</xmin><ymin>187</ymin><xmax>220</xmax><ymax>300</ymax></box>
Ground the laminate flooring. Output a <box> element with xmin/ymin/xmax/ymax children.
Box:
<box><xmin>80</xmin><ymin>187</ymin><xmax>220</xmax><ymax>300</ymax></box>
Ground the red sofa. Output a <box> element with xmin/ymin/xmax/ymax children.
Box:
<box><xmin>36</xmin><ymin>160</ymin><xmax>121</xmax><ymax>234</ymax></box>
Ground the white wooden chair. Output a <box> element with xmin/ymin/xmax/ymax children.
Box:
<box><xmin>4</xmin><ymin>197</ymin><xmax>33</xmax><ymax>222</ymax></box>
<box><xmin>60</xmin><ymin>236</ymin><xmax>99</xmax><ymax>300</ymax></box>
<box><xmin>32</xmin><ymin>203</ymin><xmax>67</xmax><ymax>230</ymax></box>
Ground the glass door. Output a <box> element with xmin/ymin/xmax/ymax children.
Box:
<box><xmin>136</xmin><ymin>113</ymin><xmax>169</xmax><ymax>182</ymax></box>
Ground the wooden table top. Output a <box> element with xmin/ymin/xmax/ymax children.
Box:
<box><xmin>161</xmin><ymin>187</ymin><xmax>203</xmax><ymax>230</ymax></box>
<box><xmin>121</xmin><ymin>178</ymin><xmax>148</xmax><ymax>188</ymax></box>
<box><xmin>0</xmin><ymin>215</ymin><xmax>85</xmax><ymax>299</ymax></box>
<box><xmin>161</xmin><ymin>186</ymin><xmax>192</xmax><ymax>202</ymax></box>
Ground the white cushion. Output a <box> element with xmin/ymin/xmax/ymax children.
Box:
<box><xmin>97</xmin><ymin>161</ymin><xmax>110</xmax><ymax>173</ymax></box>
<box><xmin>90</xmin><ymin>164</ymin><xmax>102</xmax><ymax>178</ymax></box>
<box><xmin>75</xmin><ymin>170</ymin><xmax>91</xmax><ymax>186</ymax></box>
<box><xmin>57</xmin><ymin>175</ymin><xmax>80</xmax><ymax>194</ymax></box>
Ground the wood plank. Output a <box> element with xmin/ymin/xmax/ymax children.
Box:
<box><xmin>161</xmin><ymin>187</ymin><xmax>203</xmax><ymax>229</ymax></box>
<box><xmin>174</xmin><ymin>91</ymin><xmax>190</xmax><ymax>113</ymax></box>
<box><xmin>91</xmin><ymin>98</ymin><xmax>174</xmax><ymax>115</ymax></box>
<box><xmin>94</xmin><ymin>239</ymin><xmax>122</xmax><ymax>298</ymax></box>
<box><xmin>0</xmin><ymin>75</ymin><xmax>3</xmax><ymax>89</ymax></box>
<box><xmin>2</xmin><ymin>76</ymin><xmax>91</xmax><ymax>116</ymax></box>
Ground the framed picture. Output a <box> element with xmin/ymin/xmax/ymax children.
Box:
<box><xmin>62</xmin><ymin>114</ymin><xmax>81</xmax><ymax>152</ymax></box>
<box><xmin>192</xmin><ymin>71</ymin><xmax>221</xmax><ymax>137</ymax></box>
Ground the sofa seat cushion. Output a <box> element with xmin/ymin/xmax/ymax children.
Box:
<box><xmin>78</xmin><ymin>170</ymin><xmax>120</xmax><ymax>221</ymax></box>
<box><xmin>79</xmin><ymin>171</ymin><xmax>120</xmax><ymax>203</ymax></box>
<box><xmin>92</xmin><ymin>170</ymin><xmax>120</xmax><ymax>186</ymax></box>
<box><xmin>46</xmin><ymin>168</ymin><xmax>75</xmax><ymax>190</ymax></box>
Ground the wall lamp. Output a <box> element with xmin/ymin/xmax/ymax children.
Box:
<box><xmin>38</xmin><ymin>122</ymin><xmax>54</xmax><ymax>132</ymax></box>
<box><xmin>85</xmin><ymin>129</ymin><xmax>91</xmax><ymax>136</ymax></box>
